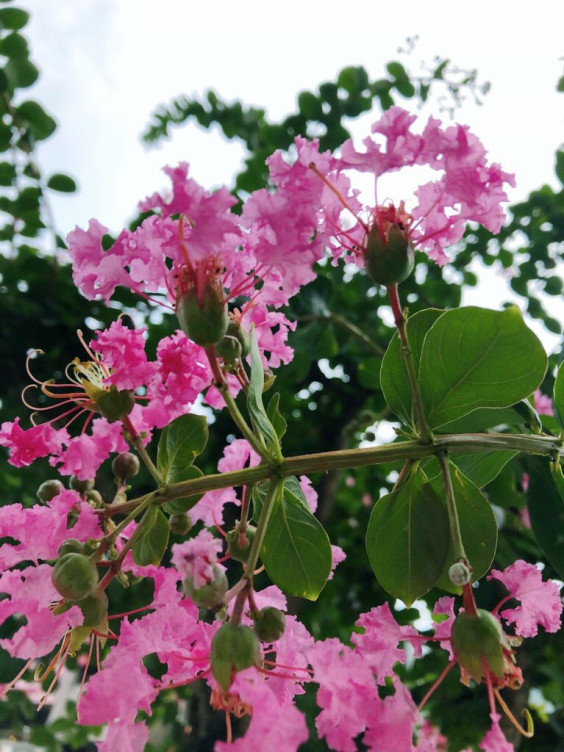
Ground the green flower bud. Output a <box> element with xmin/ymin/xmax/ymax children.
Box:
<box><xmin>215</xmin><ymin>334</ymin><xmax>242</xmax><ymax>365</ymax></box>
<box><xmin>210</xmin><ymin>623</ymin><xmax>261</xmax><ymax>690</ymax></box>
<box><xmin>85</xmin><ymin>489</ymin><xmax>104</xmax><ymax>507</ymax></box>
<box><xmin>169</xmin><ymin>513</ymin><xmax>192</xmax><ymax>536</ymax></box>
<box><xmin>57</xmin><ymin>538</ymin><xmax>85</xmax><ymax>557</ymax></box>
<box><xmin>112</xmin><ymin>452</ymin><xmax>140</xmax><ymax>481</ymax></box>
<box><xmin>77</xmin><ymin>591</ymin><xmax>109</xmax><ymax>627</ymax></box>
<box><xmin>69</xmin><ymin>476</ymin><xmax>95</xmax><ymax>494</ymax></box>
<box><xmin>37</xmin><ymin>479</ymin><xmax>64</xmax><ymax>503</ymax></box>
<box><xmin>184</xmin><ymin>565</ymin><xmax>228</xmax><ymax>610</ymax></box>
<box><xmin>364</xmin><ymin>222</ymin><xmax>414</xmax><ymax>286</ymax></box>
<box><xmin>252</xmin><ymin>607</ymin><xmax>286</xmax><ymax>642</ymax></box>
<box><xmin>51</xmin><ymin>553</ymin><xmax>98</xmax><ymax>601</ymax></box>
<box><xmin>94</xmin><ymin>387</ymin><xmax>135</xmax><ymax>422</ymax></box>
<box><xmin>176</xmin><ymin>284</ymin><xmax>228</xmax><ymax>347</ymax></box>
<box><xmin>226</xmin><ymin>320</ymin><xmax>251</xmax><ymax>357</ymax></box>
<box><xmin>226</xmin><ymin>525</ymin><xmax>256</xmax><ymax>563</ymax></box>
<box><xmin>451</xmin><ymin>609</ymin><xmax>506</xmax><ymax>682</ymax></box>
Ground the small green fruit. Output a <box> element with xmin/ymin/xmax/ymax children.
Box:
<box><xmin>215</xmin><ymin>334</ymin><xmax>242</xmax><ymax>364</ymax></box>
<box><xmin>112</xmin><ymin>452</ymin><xmax>140</xmax><ymax>480</ymax></box>
<box><xmin>451</xmin><ymin>609</ymin><xmax>506</xmax><ymax>682</ymax></box>
<box><xmin>176</xmin><ymin>284</ymin><xmax>228</xmax><ymax>347</ymax></box>
<box><xmin>69</xmin><ymin>476</ymin><xmax>95</xmax><ymax>494</ymax></box>
<box><xmin>252</xmin><ymin>607</ymin><xmax>286</xmax><ymax>642</ymax></box>
<box><xmin>51</xmin><ymin>553</ymin><xmax>98</xmax><ymax>601</ymax></box>
<box><xmin>184</xmin><ymin>565</ymin><xmax>228</xmax><ymax>609</ymax></box>
<box><xmin>364</xmin><ymin>222</ymin><xmax>414</xmax><ymax>286</ymax></box>
<box><xmin>210</xmin><ymin>623</ymin><xmax>261</xmax><ymax>690</ymax></box>
<box><xmin>226</xmin><ymin>525</ymin><xmax>256</xmax><ymax>563</ymax></box>
<box><xmin>37</xmin><ymin>479</ymin><xmax>64</xmax><ymax>503</ymax></box>
<box><xmin>169</xmin><ymin>513</ymin><xmax>192</xmax><ymax>536</ymax></box>
<box><xmin>57</xmin><ymin>538</ymin><xmax>85</xmax><ymax>557</ymax></box>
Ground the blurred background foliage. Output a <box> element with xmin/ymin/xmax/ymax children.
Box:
<box><xmin>0</xmin><ymin>1</ymin><xmax>563</xmax><ymax>749</ymax></box>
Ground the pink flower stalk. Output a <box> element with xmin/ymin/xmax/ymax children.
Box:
<box><xmin>309</xmin><ymin>105</ymin><xmax>515</xmax><ymax>267</ymax></box>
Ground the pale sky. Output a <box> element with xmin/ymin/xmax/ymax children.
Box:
<box><xmin>19</xmin><ymin>0</ymin><xmax>564</xmax><ymax>346</ymax></box>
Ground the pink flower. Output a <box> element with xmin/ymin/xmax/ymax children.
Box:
<box><xmin>352</xmin><ymin>602</ymin><xmax>417</xmax><ymax>683</ymax></box>
<box><xmin>311</xmin><ymin>105</ymin><xmax>515</xmax><ymax>267</ymax></box>
<box><xmin>363</xmin><ymin>679</ymin><xmax>419</xmax><ymax>752</ymax></box>
<box><xmin>489</xmin><ymin>560</ymin><xmax>563</xmax><ymax>637</ymax></box>
<box><xmin>0</xmin><ymin>489</ymin><xmax>101</xmax><ymax>568</ymax></box>
<box><xmin>90</xmin><ymin>319</ymin><xmax>157</xmax><ymax>391</ymax></box>
<box><xmin>534</xmin><ymin>389</ymin><xmax>554</xmax><ymax>417</ymax></box>
<box><xmin>0</xmin><ymin>418</ymin><xmax>67</xmax><ymax>468</ymax></box>
<box><xmin>479</xmin><ymin>714</ymin><xmax>514</xmax><ymax>752</ymax></box>
<box><xmin>171</xmin><ymin>529</ymin><xmax>224</xmax><ymax>588</ymax></box>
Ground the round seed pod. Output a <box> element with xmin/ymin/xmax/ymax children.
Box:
<box><xmin>112</xmin><ymin>452</ymin><xmax>140</xmax><ymax>481</ymax></box>
<box><xmin>70</xmin><ymin>476</ymin><xmax>95</xmax><ymax>494</ymax></box>
<box><xmin>37</xmin><ymin>479</ymin><xmax>64</xmax><ymax>503</ymax></box>
<box><xmin>226</xmin><ymin>525</ymin><xmax>256</xmax><ymax>563</ymax></box>
<box><xmin>252</xmin><ymin>607</ymin><xmax>286</xmax><ymax>642</ymax></box>
<box><xmin>51</xmin><ymin>553</ymin><xmax>98</xmax><ymax>601</ymax></box>
<box><xmin>210</xmin><ymin>623</ymin><xmax>261</xmax><ymax>690</ymax></box>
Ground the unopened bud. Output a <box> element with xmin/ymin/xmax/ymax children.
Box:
<box><xmin>70</xmin><ymin>476</ymin><xmax>95</xmax><ymax>494</ymax></box>
<box><xmin>85</xmin><ymin>489</ymin><xmax>104</xmax><ymax>507</ymax></box>
<box><xmin>184</xmin><ymin>565</ymin><xmax>228</xmax><ymax>610</ymax></box>
<box><xmin>215</xmin><ymin>335</ymin><xmax>242</xmax><ymax>364</ymax></box>
<box><xmin>449</xmin><ymin>562</ymin><xmax>471</xmax><ymax>587</ymax></box>
<box><xmin>37</xmin><ymin>479</ymin><xmax>64</xmax><ymax>503</ymax></box>
<box><xmin>169</xmin><ymin>513</ymin><xmax>192</xmax><ymax>536</ymax></box>
<box><xmin>176</xmin><ymin>284</ymin><xmax>228</xmax><ymax>347</ymax></box>
<box><xmin>365</xmin><ymin>222</ymin><xmax>414</xmax><ymax>286</ymax></box>
<box><xmin>51</xmin><ymin>553</ymin><xmax>98</xmax><ymax>601</ymax></box>
<box><xmin>112</xmin><ymin>452</ymin><xmax>140</xmax><ymax>481</ymax></box>
<box><xmin>226</xmin><ymin>525</ymin><xmax>256</xmax><ymax>563</ymax></box>
<box><xmin>252</xmin><ymin>607</ymin><xmax>286</xmax><ymax>642</ymax></box>
<box><xmin>210</xmin><ymin>623</ymin><xmax>261</xmax><ymax>690</ymax></box>
<box><xmin>58</xmin><ymin>538</ymin><xmax>85</xmax><ymax>557</ymax></box>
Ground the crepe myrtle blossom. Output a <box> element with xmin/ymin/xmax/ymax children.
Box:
<box><xmin>66</xmin><ymin>157</ymin><xmax>323</xmax><ymax>368</ymax></box>
<box><xmin>307</xmin><ymin>105</ymin><xmax>515</xmax><ymax>269</ymax></box>
<box><xmin>0</xmin><ymin>320</ymin><xmax>212</xmax><ymax>478</ymax></box>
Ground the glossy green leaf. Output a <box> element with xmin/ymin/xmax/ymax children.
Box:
<box><xmin>527</xmin><ymin>458</ymin><xmax>564</xmax><ymax>580</ymax></box>
<box><xmin>157</xmin><ymin>413</ymin><xmax>208</xmax><ymax>483</ymax></box>
<box><xmin>554</xmin><ymin>362</ymin><xmax>564</xmax><ymax>427</ymax></box>
<box><xmin>431</xmin><ymin>463</ymin><xmax>498</xmax><ymax>593</ymax></box>
<box><xmin>424</xmin><ymin>451</ymin><xmax>518</xmax><ymax>488</ymax></box>
<box><xmin>46</xmin><ymin>173</ymin><xmax>77</xmax><ymax>192</ymax></box>
<box><xmin>366</xmin><ymin>471</ymin><xmax>449</xmax><ymax>605</ymax></box>
<box><xmin>261</xmin><ymin>483</ymin><xmax>332</xmax><ymax>601</ymax></box>
<box><xmin>435</xmin><ymin>406</ymin><xmax>523</xmax><ymax>434</ymax></box>
<box><xmin>380</xmin><ymin>308</ymin><xmax>443</xmax><ymax>426</ymax></box>
<box><xmin>162</xmin><ymin>465</ymin><xmax>204</xmax><ymax>514</ymax></box>
<box><xmin>132</xmin><ymin>507</ymin><xmax>170</xmax><ymax>566</ymax></box>
<box><xmin>247</xmin><ymin>328</ymin><xmax>279</xmax><ymax>455</ymax></box>
<box><xmin>419</xmin><ymin>307</ymin><xmax>547</xmax><ymax>428</ymax></box>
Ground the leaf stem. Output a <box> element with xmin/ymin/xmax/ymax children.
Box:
<box><xmin>121</xmin><ymin>415</ymin><xmax>162</xmax><ymax>485</ymax></box>
<box><xmin>437</xmin><ymin>450</ymin><xmax>467</xmax><ymax>563</ymax></box>
<box><xmin>387</xmin><ymin>283</ymin><xmax>433</xmax><ymax>443</ymax></box>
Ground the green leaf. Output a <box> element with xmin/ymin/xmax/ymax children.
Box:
<box><xmin>0</xmin><ymin>7</ymin><xmax>29</xmax><ymax>29</ymax></box>
<box><xmin>162</xmin><ymin>465</ymin><xmax>204</xmax><ymax>514</ymax></box>
<box><xmin>419</xmin><ymin>307</ymin><xmax>547</xmax><ymax>428</ymax></box>
<box><xmin>266</xmin><ymin>392</ymin><xmax>287</xmax><ymax>440</ymax></box>
<box><xmin>366</xmin><ymin>471</ymin><xmax>449</xmax><ymax>605</ymax></box>
<box><xmin>0</xmin><ymin>32</ymin><xmax>29</xmax><ymax>60</ymax></box>
<box><xmin>157</xmin><ymin>413</ymin><xmax>208</xmax><ymax>483</ymax></box>
<box><xmin>261</xmin><ymin>483</ymin><xmax>332</xmax><ymax>601</ymax></box>
<box><xmin>17</xmin><ymin>100</ymin><xmax>57</xmax><ymax>141</ymax></box>
<box><xmin>386</xmin><ymin>61</ymin><xmax>409</xmax><ymax>81</ymax></box>
<box><xmin>527</xmin><ymin>458</ymin><xmax>564</xmax><ymax>579</ymax></box>
<box><xmin>132</xmin><ymin>507</ymin><xmax>170</xmax><ymax>566</ymax></box>
<box><xmin>0</xmin><ymin>160</ymin><xmax>15</xmax><ymax>186</ymax></box>
<box><xmin>556</xmin><ymin>150</ymin><xmax>564</xmax><ymax>186</ymax></box>
<box><xmin>554</xmin><ymin>362</ymin><xmax>564</xmax><ymax>427</ymax></box>
<box><xmin>47</xmin><ymin>173</ymin><xmax>77</xmax><ymax>192</ymax></box>
<box><xmin>357</xmin><ymin>357</ymin><xmax>382</xmax><ymax>390</ymax></box>
<box><xmin>4</xmin><ymin>58</ymin><xmax>38</xmax><ymax>89</ymax></box>
<box><xmin>430</xmin><ymin>463</ymin><xmax>498</xmax><ymax>593</ymax></box>
<box><xmin>246</xmin><ymin>328</ymin><xmax>280</xmax><ymax>455</ymax></box>
<box><xmin>435</xmin><ymin>405</ymin><xmax>524</xmax><ymax>433</ymax></box>
<box><xmin>380</xmin><ymin>308</ymin><xmax>443</xmax><ymax>426</ymax></box>
<box><xmin>452</xmin><ymin>451</ymin><xmax>518</xmax><ymax>488</ymax></box>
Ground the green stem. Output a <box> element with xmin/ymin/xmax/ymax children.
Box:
<box><xmin>387</xmin><ymin>283</ymin><xmax>433</xmax><ymax>444</ymax></box>
<box><xmin>437</xmin><ymin>450</ymin><xmax>467</xmax><ymax>563</ymax></box>
<box><xmin>243</xmin><ymin>477</ymin><xmax>282</xmax><ymax>584</ymax></box>
<box><xmin>102</xmin><ymin>432</ymin><xmax>562</xmax><ymax>518</ymax></box>
<box><xmin>121</xmin><ymin>415</ymin><xmax>162</xmax><ymax>485</ymax></box>
<box><xmin>92</xmin><ymin>493</ymin><xmax>155</xmax><ymax>561</ymax></box>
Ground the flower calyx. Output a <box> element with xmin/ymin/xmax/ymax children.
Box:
<box><xmin>364</xmin><ymin>204</ymin><xmax>414</xmax><ymax>286</ymax></box>
<box><xmin>210</xmin><ymin>622</ymin><xmax>261</xmax><ymax>691</ymax></box>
